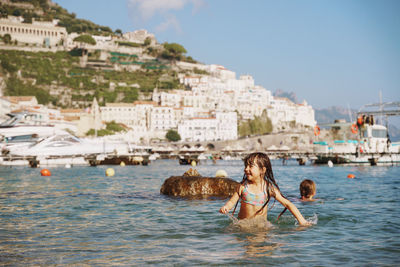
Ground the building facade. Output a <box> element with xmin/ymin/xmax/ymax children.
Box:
<box><xmin>0</xmin><ymin>16</ymin><xmax>67</xmax><ymax>47</ymax></box>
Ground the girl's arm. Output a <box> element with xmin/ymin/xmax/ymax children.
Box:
<box><xmin>273</xmin><ymin>189</ymin><xmax>310</xmax><ymax>226</ymax></box>
<box><xmin>219</xmin><ymin>184</ymin><xmax>242</xmax><ymax>214</ymax></box>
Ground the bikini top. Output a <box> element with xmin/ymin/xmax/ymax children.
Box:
<box><xmin>240</xmin><ymin>182</ymin><xmax>268</xmax><ymax>206</ymax></box>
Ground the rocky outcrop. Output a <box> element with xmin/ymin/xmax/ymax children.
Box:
<box><xmin>160</xmin><ymin>176</ymin><xmax>239</xmax><ymax>198</ymax></box>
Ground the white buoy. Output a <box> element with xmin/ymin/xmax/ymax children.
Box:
<box><xmin>328</xmin><ymin>160</ymin><xmax>333</xmax><ymax>167</ymax></box>
<box><xmin>106</xmin><ymin>168</ymin><xmax>115</xmax><ymax>177</ymax></box>
<box><xmin>215</xmin><ymin>169</ymin><xmax>228</xmax><ymax>178</ymax></box>
<box><xmin>65</xmin><ymin>164</ymin><xmax>71</xmax><ymax>168</ymax></box>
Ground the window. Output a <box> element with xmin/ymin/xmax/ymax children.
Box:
<box><xmin>372</xmin><ymin>129</ymin><xmax>387</xmax><ymax>138</ymax></box>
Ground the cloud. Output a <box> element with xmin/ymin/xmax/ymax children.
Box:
<box><xmin>127</xmin><ymin>0</ymin><xmax>205</xmax><ymax>33</ymax></box>
<box><xmin>128</xmin><ymin>0</ymin><xmax>186</xmax><ymax>20</ymax></box>
<box><xmin>191</xmin><ymin>0</ymin><xmax>206</xmax><ymax>14</ymax></box>
<box><xmin>155</xmin><ymin>15</ymin><xmax>182</xmax><ymax>34</ymax></box>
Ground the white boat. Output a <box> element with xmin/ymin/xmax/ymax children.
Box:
<box><xmin>0</xmin><ymin>133</ymin><xmax>129</xmax><ymax>166</ymax></box>
<box><xmin>0</xmin><ymin>112</ymin><xmax>72</xmax><ymax>155</ymax></box>
<box><xmin>314</xmin><ymin>123</ymin><xmax>400</xmax><ymax>165</ymax></box>
<box><xmin>6</xmin><ymin>133</ymin><xmax>120</xmax><ymax>157</ymax></box>
<box><xmin>0</xmin><ymin>133</ymin><xmax>41</xmax><ymax>153</ymax></box>
<box><xmin>0</xmin><ymin>112</ymin><xmax>59</xmax><ymax>138</ymax></box>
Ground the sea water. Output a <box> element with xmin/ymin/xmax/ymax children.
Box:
<box><xmin>0</xmin><ymin>160</ymin><xmax>399</xmax><ymax>265</ymax></box>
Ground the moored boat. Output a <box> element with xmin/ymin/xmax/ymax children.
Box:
<box><xmin>314</xmin><ymin>122</ymin><xmax>400</xmax><ymax>166</ymax></box>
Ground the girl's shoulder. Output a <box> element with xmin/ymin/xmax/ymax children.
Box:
<box><xmin>236</xmin><ymin>183</ymin><xmax>245</xmax><ymax>195</ymax></box>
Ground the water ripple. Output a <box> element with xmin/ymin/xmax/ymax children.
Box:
<box><xmin>0</xmin><ymin>162</ymin><xmax>399</xmax><ymax>265</ymax></box>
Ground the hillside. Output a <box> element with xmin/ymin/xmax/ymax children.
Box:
<box><xmin>0</xmin><ymin>0</ymin><xmax>113</xmax><ymax>35</ymax></box>
<box><xmin>0</xmin><ymin>0</ymin><xmax>204</xmax><ymax>108</ymax></box>
<box><xmin>0</xmin><ymin>49</ymin><xmax>187</xmax><ymax>107</ymax></box>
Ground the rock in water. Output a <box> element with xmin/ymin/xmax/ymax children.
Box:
<box><xmin>160</xmin><ymin>176</ymin><xmax>239</xmax><ymax>198</ymax></box>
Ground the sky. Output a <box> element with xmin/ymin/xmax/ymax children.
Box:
<box><xmin>52</xmin><ymin>0</ymin><xmax>400</xmax><ymax>112</ymax></box>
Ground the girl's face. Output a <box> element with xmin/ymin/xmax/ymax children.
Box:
<box><xmin>244</xmin><ymin>160</ymin><xmax>265</xmax><ymax>182</ymax></box>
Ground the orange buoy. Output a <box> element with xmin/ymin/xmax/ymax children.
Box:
<box><xmin>314</xmin><ymin>125</ymin><xmax>321</xmax><ymax>136</ymax></box>
<box><xmin>40</xmin><ymin>169</ymin><xmax>51</xmax><ymax>176</ymax></box>
<box><xmin>347</xmin><ymin>174</ymin><xmax>355</xmax><ymax>179</ymax></box>
<box><xmin>351</xmin><ymin>124</ymin><xmax>358</xmax><ymax>134</ymax></box>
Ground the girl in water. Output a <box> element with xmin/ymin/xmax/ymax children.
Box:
<box><xmin>220</xmin><ymin>152</ymin><xmax>310</xmax><ymax>226</ymax></box>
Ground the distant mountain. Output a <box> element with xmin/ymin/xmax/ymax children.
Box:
<box><xmin>273</xmin><ymin>89</ymin><xmax>299</xmax><ymax>104</ymax></box>
<box><xmin>315</xmin><ymin>106</ymin><xmax>356</xmax><ymax>125</ymax></box>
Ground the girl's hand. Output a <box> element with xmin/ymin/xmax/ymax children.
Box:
<box><xmin>299</xmin><ymin>219</ymin><xmax>312</xmax><ymax>226</ymax></box>
<box><xmin>219</xmin><ymin>206</ymin><xmax>229</xmax><ymax>214</ymax></box>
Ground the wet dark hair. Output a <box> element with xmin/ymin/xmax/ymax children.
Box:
<box><xmin>232</xmin><ymin>152</ymin><xmax>287</xmax><ymax>219</ymax></box>
<box><xmin>300</xmin><ymin>179</ymin><xmax>316</xmax><ymax>198</ymax></box>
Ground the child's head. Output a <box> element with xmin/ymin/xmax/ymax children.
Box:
<box><xmin>243</xmin><ymin>152</ymin><xmax>271</xmax><ymax>179</ymax></box>
<box><xmin>300</xmin><ymin>179</ymin><xmax>316</xmax><ymax>200</ymax></box>
<box><xmin>243</xmin><ymin>152</ymin><xmax>279</xmax><ymax>188</ymax></box>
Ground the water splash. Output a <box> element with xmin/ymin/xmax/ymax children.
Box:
<box><xmin>226</xmin><ymin>215</ymin><xmax>274</xmax><ymax>232</ymax></box>
<box><xmin>307</xmin><ymin>213</ymin><xmax>318</xmax><ymax>225</ymax></box>
<box><xmin>226</xmin><ymin>213</ymin><xmax>239</xmax><ymax>224</ymax></box>
<box><xmin>293</xmin><ymin>214</ymin><xmax>318</xmax><ymax>226</ymax></box>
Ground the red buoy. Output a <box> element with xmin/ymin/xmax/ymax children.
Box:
<box><xmin>347</xmin><ymin>174</ymin><xmax>355</xmax><ymax>179</ymax></box>
<box><xmin>40</xmin><ymin>169</ymin><xmax>51</xmax><ymax>176</ymax></box>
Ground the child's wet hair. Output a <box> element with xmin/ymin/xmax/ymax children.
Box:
<box><xmin>300</xmin><ymin>179</ymin><xmax>316</xmax><ymax>198</ymax></box>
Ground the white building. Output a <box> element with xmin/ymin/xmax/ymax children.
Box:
<box><xmin>178</xmin><ymin>111</ymin><xmax>238</xmax><ymax>142</ymax></box>
<box><xmin>122</xmin><ymin>29</ymin><xmax>156</xmax><ymax>45</ymax></box>
<box><xmin>267</xmin><ymin>98</ymin><xmax>316</xmax><ymax>131</ymax></box>
<box><xmin>152</xmin><ymin>89</ymin><xmax>183</xmax><ymax>108</ymax></box>
<box><xmin>91</xmin><ymin>35</ymin><xmax>115</xmax><ymax>50</ymax></box>
<box><xmin>149</xmin><ymin>106</ymin><xmax>177</xmax><ymax>134</ymax></box>
<box><xmin>1</xmin><ymin>96</ymin><xmax>38</xmax><ymax>110</ymax></box>
<box><xmin>99</xmin><ymin>62</ymin><xmax>314</xmax><ymax>141</ymax></box>
<box><xmin>216</xmin><ymin>111</ymin><xmax>238</xmax><ymax>141</ymax></box>
<box><xmin>178</xmin><ymin>117</ymin><xmax>218</xmax><ymax>142</ymax></box>
<box><xmin>100</xmin><ymin>101</ymin><xmax>156</xmax><ymax>142</ymax></box>
<box><xmin>0</xmin><ymin>16</ymin><xmax>67</xmax><ymax>47</ymax></box>
<box><xmin>207</xmin><ymin>64</ymin><xmax>236</xmax><ymax>80</ymax></box>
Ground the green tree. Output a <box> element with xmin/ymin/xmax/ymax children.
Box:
<box><xmin>166</xmin><ymin>129</ymin><xmax>181</xmax><ymax>142</ymax></box>
<box><xmin>73</xmin><ymin>34</ymin><xmax>96</xmax><ymax>46</ymax></box>
<box><xmin>106</xmin><ymin>121</ymin><xmax>125</xmax><ymax>132</ymax></box>
<box><xmin>86</xmin><ymin>128</ymin><xmax>112</xmax><ymax>136</ymax></box>
<box><xmin>22</xmin><ymin>12</ymin><xmax>33</xmax><ymax>23</ymax></box>
<box><xmin>115</xmin><ymin>29</ymin><xmax>122</xmax><ymax>36</ymax></box>
<box><xmin>238</xmin><ymin>120</ymin><xmax>251</xmax><ymax>137</ymax></box>
<box><xmin>238</xmin><ymin>110</ymin><xmax>273</xmax><ymax>137</ymax></box>
<box><xmin>144</xmin><ymin>37</ymin><xmax>151</xmax><ymax>46</ymax></box>
<box><xmin>122</xmin><ymin>87</ymin><xmax>139</xmax><ymax>103</ymax></box>
<box><xmin>162</xmin><ymin>42</ymin><xmax>187</xmax><ymax>61</ymax></box>
<box><xmin>5</xmin><ymin>76</ymin><xmax>51</xmax><ymax>104</ymax></box>
<box><xmin>3</xmin><ymin>33</ymin><xmax>11</xmax><ymax>44</ymax></box>
<box><xmin>0</xmin><ymin>57</ymin><xmax>17</xmax><ymax>73</ymax></box>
